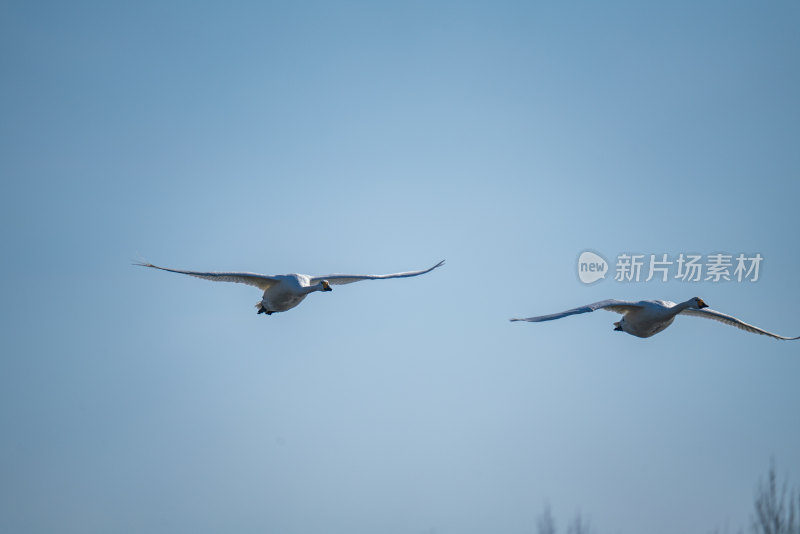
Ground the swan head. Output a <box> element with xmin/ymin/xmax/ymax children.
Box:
<box><xmin>693</xmin><ymin>297</ymin><xmax>709</xmax><ymax>309</ymax></box>
<box><xmin>321</xmin><ymin>280</ymin><xmax>333</xmax><ymax>292</ymax></box>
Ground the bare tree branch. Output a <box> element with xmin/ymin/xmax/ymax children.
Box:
<box><xmin>567</xmin><ymin>511</ymin><xmax>594</xmax><ymax>534</ymax></box>
<box><xmin>537</xmin><ymin>505</ymin><xmax>557</xmax><ymax>534</ymax></box>
<box><xmin>752</xmin><ymin>460</ymin><xmax>800</xmax><ymax>534</ymax></box>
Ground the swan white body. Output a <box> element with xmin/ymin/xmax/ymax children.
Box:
<box><xmin>137</xmin><ymin>260</ymin><xmax>445</xmax><ymax>315</ymax></box>
<box><xmin>511</xmin><ymin>297</ymin><xmax>800</xmax><ymax>340</ymax></box>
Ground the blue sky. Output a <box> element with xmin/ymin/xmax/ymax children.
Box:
<box><xmin>2</xmin><ymin>2</ymin><xmax>799</xmax><ymax>533</ymax></box>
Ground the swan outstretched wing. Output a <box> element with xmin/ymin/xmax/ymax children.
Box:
<box><xmin>680</xmin><ymin>308</ymin><xmax>800</xmax><ymax>340</ymax></box>
<box><xmin>510</xmin><ymin>299</ymin><xmax>643</xmax><ymax>322</ymax></box>
<box><xmin>135</xmin><ymin>262</ymin><xmax>280</xmax><ymax>291</ymax></box>
<box><xmin>309</xmin><ymin>260</ymin><xmax>445</xmax><ymax>286</ymax></box>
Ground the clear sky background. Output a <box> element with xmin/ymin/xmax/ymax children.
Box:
<box><xmin>2</xmin><ymin>2</ymin><xmax>799</xmax><ymax>533</ymax></box>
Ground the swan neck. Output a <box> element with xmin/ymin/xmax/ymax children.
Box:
<box><xmin>674</xmin><ymin>299</ymin><xmax>698</xmax><ymax>313</ymax></box>
<box><xmin>303</xmin><ymin>282</ymin><xmax>325</xmax><ymax>295</ymax></box>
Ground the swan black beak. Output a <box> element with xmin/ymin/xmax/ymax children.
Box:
<box><xmin>698</xmin><ymin>299</ymin><xmax>709</xmax><ymax>308</ymax></box>
<box><xmin>321</xmin><ymin>280</ymin><xmax>333</xmax><ymax>292</ymax></box>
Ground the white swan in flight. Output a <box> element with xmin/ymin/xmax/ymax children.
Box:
<box><xmin>136</xmin><ymin>260</ymin><xmax>445</xmax><ymax>315</ymax></box>
<box><xmin>511</xmin><ymin>297</ymin><xmax>800</xmax><ymax>340</ymax></box>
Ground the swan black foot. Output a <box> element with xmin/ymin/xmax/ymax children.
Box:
<box><xmin>256</xmin><ymin>306</ymin><xmax>274</xmax><ymax>315</ymax></box>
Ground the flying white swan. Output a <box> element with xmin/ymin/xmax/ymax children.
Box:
<box><xmin>510</xmin><ymin>297</ymin><xmax>800</xmax><ymax>340</ymax></box>
<box><xmin>136</xmin><ymin>260</ymin><xmax>445</xmax><ymax>315</ymax></box>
